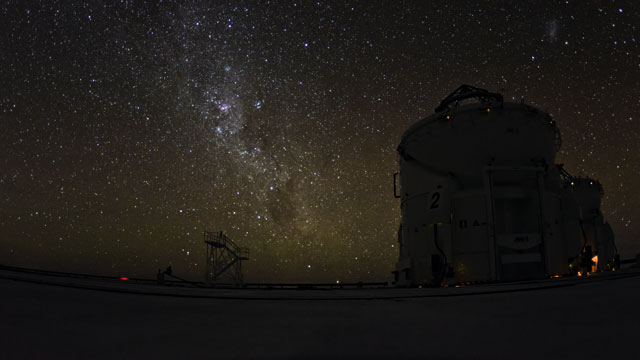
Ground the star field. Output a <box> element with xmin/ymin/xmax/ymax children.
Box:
<box><xmin>1</xmin><ymin>1</ymin><xmax>639</xmax><ymax>282</ymax></box>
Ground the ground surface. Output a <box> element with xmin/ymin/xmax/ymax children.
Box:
<box><xmin>1</xmin><ymin>268</ymin><xmax>638</xmax><ymax>359</ymax></box>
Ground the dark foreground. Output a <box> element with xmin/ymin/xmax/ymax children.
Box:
<box><xmin>1</xmin><ymin>268</ymin><xmax>639</xmax><ymax>359</ymax></box>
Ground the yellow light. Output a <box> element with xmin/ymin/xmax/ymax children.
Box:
<box><xmin>590</xmin><ymin>181</ymin><xmax>593</xmax><ymax>185</ymax></box>
<box><xmin>570</xmin><ymin>181</ymin><xmax>574</xmax><ymax>186</ymax></box>
<box><xmin>486</xmin><ymin>108</ymin><xmax>491</xmax><ymax>113</ymax></box>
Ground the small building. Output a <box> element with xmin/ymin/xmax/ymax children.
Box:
<box><xmin>564</xmin><ymin>178</ymin><xmax>616</xmax><ymax>272</ymax></box>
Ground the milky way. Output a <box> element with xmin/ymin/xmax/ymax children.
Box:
<box><xmin>1</xmin><ymin>1</ymin><xmax>638</xmax><ymax>282</ymax></box>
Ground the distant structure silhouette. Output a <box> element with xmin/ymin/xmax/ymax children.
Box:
<box><xmin>156</xmin><ymin>265</ymin><xmax>193</xmax><ymax>285</ymax></box>
<box><xmin>562</xmin><ymin>175</ymin><xmax>617</xmax><ymax>274</ymax></box>
<box><xmin>204</xmin><ymin>231</ymin><xmax>249</xmax><ymax>285</ymax></box>
<box><xmin>156</xmin><ymin>269</ymin><xmax>164</xmax><ymax>285</ymax></box>
<box><xmin>393</xmin><ymin>85</ymin><xmax>617</xmax><ymax>286</ymax></box>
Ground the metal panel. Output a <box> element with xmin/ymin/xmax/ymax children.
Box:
<box><xmin>452</xmin><ymin>194</ymin><xmax>490</xmax><ymax>282</ymax></box>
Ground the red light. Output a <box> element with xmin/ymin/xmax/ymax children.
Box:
<box><xmin>120</xmin><ymin>277</ymin><xmax>129</xmax><ymax>281</ymax></box>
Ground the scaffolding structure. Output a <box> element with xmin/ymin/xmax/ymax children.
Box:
<box><xmin>204</xmin><ymin>231</ymin><xmax>249</xmax><ymax>285</ymax></box>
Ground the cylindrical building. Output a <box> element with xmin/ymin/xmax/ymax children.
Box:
<box><xmin>564</xmin><ymin>178</ymin><xmax>617</xmax><ymax>272</ymax></box>
<box><xmin>393</xmin><ymin>85</ymin><xmax>615</xmax><ymax>286</ymax></box>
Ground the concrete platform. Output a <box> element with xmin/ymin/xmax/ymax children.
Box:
<box><xmin>1</xmin><ymin>268</ymin><xmax>639</xmax><ymax>359</ymax></box>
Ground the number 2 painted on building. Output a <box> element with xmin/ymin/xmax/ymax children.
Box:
<box><xmin>430</xmin><ymin>192</ymin><xmax>440</xmax><ymax>209</ymax></box>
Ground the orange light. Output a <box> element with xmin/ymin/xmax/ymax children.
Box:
<box><xmin>552</xmin><ymin>275</ymin><xmax>560</xmax><ymax>278</ymax></box>
<box><xmin>486</xmin><ymin>108</ymin><xmax>491</xmax><ymax>113</ymax></box>
<box><xmin>590</xmin><ymin>181</ymin><xmax>593</xmax><ymax>185</ymax></box>
<box><xmin>120</xmin><ymin>277</ymin><xmax>129</xmax><ymax>281</ymax></box>
<box><xmin>591</xmin><ymin>255</ymin><xmax>598</xmax><ymax>273</ymax></box>
<box><xmin>577</xmin><ymin>271</ymin><xmax>583</xmax><ymax>277</ymax></box>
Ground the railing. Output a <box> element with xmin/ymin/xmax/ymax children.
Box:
<box><xmin>206</xmin><ymin>231</ymin><xmax>250</xmax><ymax>260</ymax></box>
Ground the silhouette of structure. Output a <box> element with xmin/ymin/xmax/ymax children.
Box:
<box><xmin>562</xmin><ymin>175</ymin><xmax>617</xmax><ymax>272</ymax></box>
<box><xmin>393</xmin><ymin>85</ymin><xmax>617</xmax><ymax>286</ymax></box>
<box><xmin>204</xmin><ymin>231</ymin><xmax>249</xmax><ymax>285</ymax></box>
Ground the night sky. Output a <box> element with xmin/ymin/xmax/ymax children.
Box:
<box><xmin>1</xmin><ymin>1</ymin><xmax>638</xmax><ymax>282</ymax></box>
